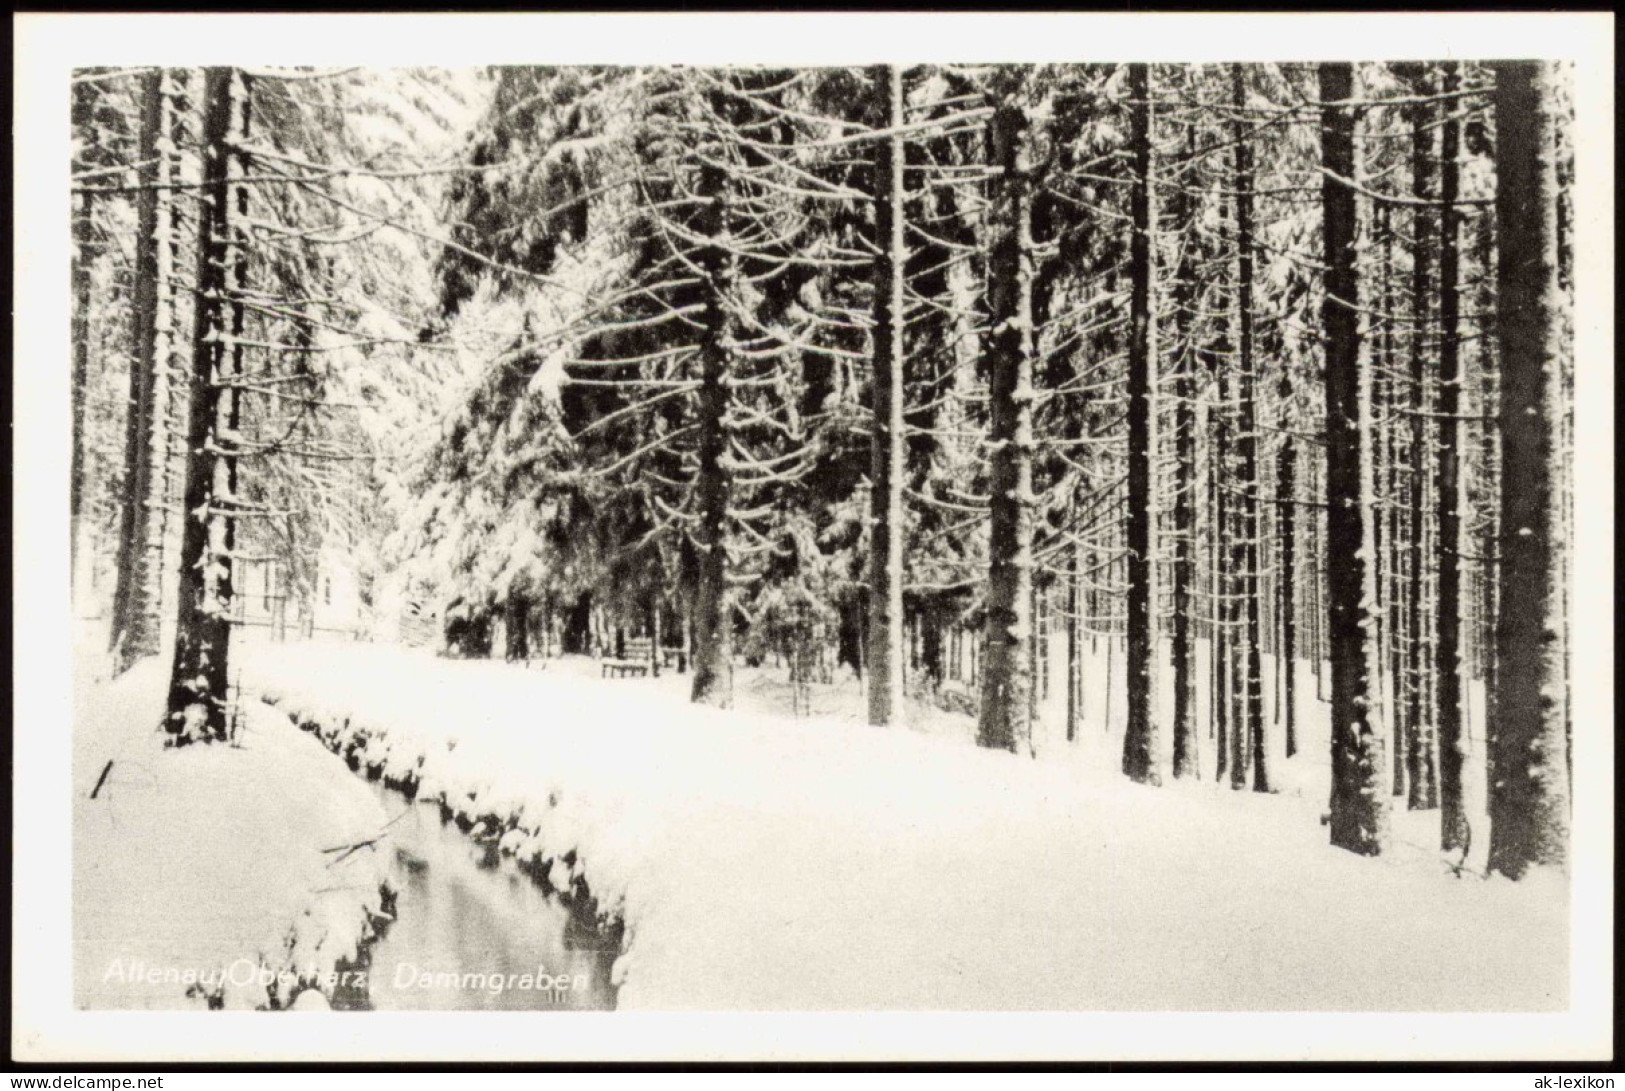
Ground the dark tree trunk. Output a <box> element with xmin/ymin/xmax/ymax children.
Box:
<box><xmin>166</xmin><ymin>68</ymin><xmax>244</xmax><ymax>746</ymax></box>
<box><xmin>1120</xmin><ymin>62</ymin><xmax>1160</xmax><ymax>785</ymax></box>
<box><xmin>70</xmin><ymin>77</ymin><xmax>99</xmax><ymax>598</ymax></box>
<box><xmin>1319</xmin><ymin>62</ymin><xmax>1389</xmax><ymax>855</ymax></box>
<box><xmin>1028</xmin><ymin>583</ymin><xmax>1042</xmax><ymax>745</ymax></box>
<box><xmin>1486</xmin><ymin>60</ymin><xmax>1570</xmax><ymax>879</ymax></box>
<box><xmin>1309</xmin><ymin>477</ymin><xmax>1328</xmax><ymax>702</ymax></box>
<box><xmin>1277</xmin><ymin>436</ymin><xmax>1299</xmax><ymax>757</ymax></box>
<box><xmin>1066</xmin><ymin>541</ymin><xmax>1081</xmax><ymax>744</ymax></box>
<box><xmin>866</xmin><ymin>63</ymin><xmax>907</xmax><ymax>727</ymax></box>
<box><xmin>470</xmin><ymin>609</ymin><xmax>495</xmax><ymax>659</ymax></box>
<box><xmin>650</xmin><ymin>599</ymin><xmax>663</xmax><ymax>678</ymax></box>
<box><xmin>110</xmin><ymin>70</ymin><xmax>172</xmax><ymax>672</ymax></box>
<box><xmin>1232</xmin><ymin>66</ymin><xmax>1272</xmax><ymax>794</ymax></box>
<box><xmin>1209</xmin><ymin>371</ymin><xmax>1231</xmax><ymax>784</ymax></box>
<box><xmin>1474</xmin><ymin>207</ymin><xmax>1502</xmax><ymax>827</ymax></box>
<box><xmin>562</xmin><ymin>592</ymin><xmax>592</xmax><ymax>655</ymax></box>
<box><xmin>920</xmin><ymin>600</ymin><xmax>944</xmax><ymax>688</ymax></box>
<box><xmin>1432</xmin><ymin>61</ymin><xmax>1470</xmax><ymax>852</ymax></box>
<box><xmin>911</xmin><ymin>609</ymin><xmax>924</xmax><ymax>686</ymax></box>
<box><xmin>838</xmin><ymin>595</ymin><xmax>864</xmax><ymax>680</ymax></box>
<box><xmin>690</xmin><ymin>158</ymin><xmax>735</xmax><ymax>709</ymax></box>
<box><xmin>505</xmin><ymin>589</ymin><xmax>530</xmax><ymax>662</ymax></box>
<box><xmin>1374</xmin><ymin>202</ymin><xmax>1405</xmax><ymax>799</ymax></box>
<box><xmin>1405</xmin><ymin>79</ymin><xmax>1441</xmax><ymax>810</ymax></box>
<box><xmin>1170</xmin><ymin>113</ymin><xmax>1199</xmax><ymax>780</ymax></box>
<box><xmin>1227</xmin><ymin>443</ymin><xmax>1247</xmax><ymax>792</ymax></box>
<box><xmin>977</xmin><ymin>78</ymin><xmax>1035</xmax><ymax>755</ymax></box>
<box><xmin>1219</xmin><ymin>357</ymin><xmax>1247</xmax><ymax>790</ymax></box>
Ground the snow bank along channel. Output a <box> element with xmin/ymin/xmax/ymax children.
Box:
<box><xmin>258</xmin><ymin>696</ymin><xmax>624</xmax><ymax>1011</ymax></box>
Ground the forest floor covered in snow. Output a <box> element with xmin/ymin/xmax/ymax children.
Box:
<box><xmin>239</xmin><ymin>639</ymin><xmax>1568</xmax><ymax>1011</ymax></box>
<box><xmin>73</xmin><ymin>647</ymin><xmax>394</xmax><ymax>1010</ymax></box>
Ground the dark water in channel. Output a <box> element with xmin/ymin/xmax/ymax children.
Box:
<box><xmin>335</xmin><ymin>784</ymin><xmax>618</xmax><ymax>1011</ymax></box>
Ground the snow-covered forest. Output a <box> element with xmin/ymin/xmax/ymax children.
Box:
<box><xmin>65</xmin><ymin>58</ymin><xmax>1578</xmax><ymax>1015</ymax></box>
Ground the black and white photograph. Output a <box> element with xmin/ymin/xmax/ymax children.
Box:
<box><xmin>10</xmin><ymin>10</ymin><xmax>1614</xmax><ymax>1066</ymax></box>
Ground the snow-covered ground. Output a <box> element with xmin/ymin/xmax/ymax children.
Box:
<box><xmin>73</xmin><ymin>651</ymin><xmax>394</xmax><ymax>1010</ymax></box>
<box><xmin>241</xmin><ymin>639</ymin><xmax>1568</xmax><ymax>1011</ymax></box>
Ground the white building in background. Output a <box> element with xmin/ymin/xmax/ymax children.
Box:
<box><xmin>233</xmin><ymin>548</ymin><xmax>369</xmax><ymax>642</ymax></box>
<box><xmin>314</xmin><ymin>550</ymin><xmax>367</xmax><ymax>635</ymax></box>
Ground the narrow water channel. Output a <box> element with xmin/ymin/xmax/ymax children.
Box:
<box><xmin>334</xmin><ymin>784</ymin><xmax>618</xmax><ymax>1011</ymax></box>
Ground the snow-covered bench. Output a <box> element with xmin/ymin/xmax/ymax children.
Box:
<box><xmin>601</xmin><ymin>660</ymin><xmax>649</xmax><ymax>679</ymax></box>
<box><xmin>601</xmin><ymin>637</ymin><xmax>655</xmax><ymax>679</ymax></box>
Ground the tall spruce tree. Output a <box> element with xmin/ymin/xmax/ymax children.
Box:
<box><xmin>1486</xmin><ymin>60</ymin><xmax>1570</xmax><ymax>879</ymax></box>
<box><xmin>1319</xmin><ymin>62</ymin><xmax>1388</xmax><ymax>855</ymax></box>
